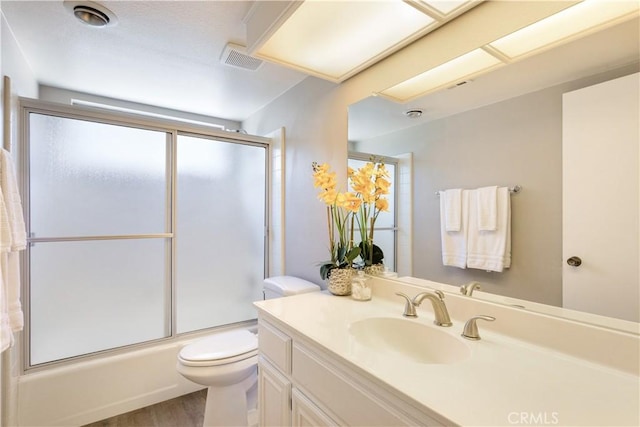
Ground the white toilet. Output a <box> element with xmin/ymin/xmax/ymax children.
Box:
<box><xmin>176</xmin><ymin>276</ymin><xmax>320</xmax><ymax>427</ymax></box>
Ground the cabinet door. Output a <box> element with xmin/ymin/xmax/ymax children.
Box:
<box><xmin>259</xmin><ymin>358</ymin><xmax>291</xmax><ymax>427</ymax></box>
<box><xmin>292</xmin><ymin>389</ymin><xmax>337</xmax><ymax>427</ymax></box>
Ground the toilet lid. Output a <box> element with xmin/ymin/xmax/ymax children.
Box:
<box><xmin>179</xmin><ymin>330</ymin><xmax>258</xmax><ymax>362</ymax></box>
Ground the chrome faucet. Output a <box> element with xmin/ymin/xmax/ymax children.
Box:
<box><xmin>460</xmin><ymin>281</ymin><xmax>481</xmax><ymax>296</ymax></box>
<box><xmin>395</xmin><ymin>290</ymin><xmax>453</xmax><ymax>327</ymax></box>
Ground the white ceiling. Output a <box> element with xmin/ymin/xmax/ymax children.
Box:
<box><xmin>1</xmin><ymin>0</ymin><xmax>311</xmax><ymax>122</ymax></box>
<box><xmin>1</xmin><ymin>0</ymin><xmax>638</xmax><ymax>136</ymax></box>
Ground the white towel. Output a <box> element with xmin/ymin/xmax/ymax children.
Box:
<box><xmin>442</xmin><ymin>189</ymin><xmax>462</xmax><ymax>231</ymax></box>
<box><xmin>476</xmin><ymin>186</ymin><xmax>497</xmax><ymax>231</ymax></box>
<box><xmin>467</xmin><ymin>187</ymin><xmax>511</xmax><ymax>272</ymax></box>
<box><xmin>0</xmin><ymin>149</ymin><xmax>26</xmax><ymax>351</ymax></box>
<box><xmin>1</xmin><ymin>149</ymin><xmax>26</xmax><ymax>251</ymax></box>
<box><xmin>0</xmin><ymin>190</ymin><xmax>12</xmax><ymax>252</ymax></box>
<box><xmin>2</xmin><ymin>252</ymin><xmax>22</xmax><ymax>332</ymax></box>
<box><xmin>440</xmin><ymin>189</ymin><xmax>470</xmax><ymax>268</ymax></box>
<box><xmin>1</xmin><ymin>274</ymin><xmax>13</xmax><ymax>352</ymax></box>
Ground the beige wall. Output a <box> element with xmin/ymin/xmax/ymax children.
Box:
<box><xmin>352</xmin><ymin>64</ymin><xmax>638</xmax><ymax>306</ymax></box>
<box><xmin>243</xmin><ymin>77</ymin><xmax>346</xmax><ymax>286</ymax></box>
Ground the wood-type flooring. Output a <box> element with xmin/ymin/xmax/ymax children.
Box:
<box><xmin>82</xmin><ymin>390</ymin><xmax>206</xmax><ymax>427</ymax></box>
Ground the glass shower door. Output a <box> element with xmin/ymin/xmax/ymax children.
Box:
<box><xmin>175</xmin><ymin>134</ymin><xmax>266</xmax><ymax>333</ymax></box>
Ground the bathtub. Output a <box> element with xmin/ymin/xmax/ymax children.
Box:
<box><xmin>17</xmin><ymin>322</ymin><xmax>256</xmax><ymax>426</ymax></box>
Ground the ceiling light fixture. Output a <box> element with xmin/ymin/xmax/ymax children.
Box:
<box><xmin>404</xmin><ymin>109</ymin><xmax>424</xmax><ymax>119</ymax></box>
<box><xmin>377</xmin><ymin>0</ymin><xmax>638</xmax><ymax>104</ymax></box>
<box><xmin>245</xmin><ymin>0</ymin><xmax>478</xmax><ymax>83</ymax></box>
<box><xmin>488</xmin><ymin>0</ymin><xmax>639</xmax><ymax>60</ymax></box>
<box><xmin>380</xmin><ymin>48</ymin><xmax>502</xmax><ymax>103</ymax></box>
<box><xmin>74</xmin><ymin>6</ymin><xmax>109</xmax><ymax>26</ymax></box>
<box><xmin>64</xmin><ymin>1</ymin><xmax>117</xmax><ymax>28</ymax></box>
<box><xmin>412</xmin><ymin>0</ymin><xmax>474</xmax><ymax>16</ymax></box>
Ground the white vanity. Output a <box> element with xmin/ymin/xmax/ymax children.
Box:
<box><xmin>254</xmin><ymin>277</ymin><xmax>639</xmax><ymax>426</ymax></box>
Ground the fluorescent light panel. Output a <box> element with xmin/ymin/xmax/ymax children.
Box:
<box><xmin>414</xmin><ymin>0</ymin><xmax>472</xmax><ymax>15</ymax></box>
<box><xmin>379</xmin><ymin>0</ymin><xmax>639</xmax><ymax>103</ymax></box>
<box><xmin>379</xmin><ymin>48</ymin><xmax>502</xmax><ymax>102</ymax></box>
<box><xmin>255</xmin><ymin>1</ymin><xmax>437</xmax><ymax>82</ymax></box>
<box><xmin>71</xmin><ymin>99</ymin><xmax>226</xmax><ymax>129</ymax></box>
<box><xmin>488</xmin><ymin>0</ymin><xmax>639</xmax><ymax>59</ymax></box>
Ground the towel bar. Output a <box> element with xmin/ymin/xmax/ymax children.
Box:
<box><xmin>436</xmin><ymin>185</ymin><xmax>521</xmax><ymax>196</ymax></box>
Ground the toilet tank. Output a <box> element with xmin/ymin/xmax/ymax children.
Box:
<box><xmin>263</xmin><ymin>276</ymin><xmax>321</xmax><ymax>300</ymax></box>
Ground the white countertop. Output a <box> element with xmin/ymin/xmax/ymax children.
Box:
<box><xmin>254</xmin><ymin>287</ymin><xmax>640</xmax><ymax>427</ymax></box>
<box><xmin>397</xmin><ymin>276</ymin><xmax>640</xmax><ymax>335</ymax></box>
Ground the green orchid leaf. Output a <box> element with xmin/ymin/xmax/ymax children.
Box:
<box><xmin>345</xmin><ymin>246</ymin><xmax>361</xmax><ymax>263</ymax></box>
<box><xmin>320</xmin><ymin>263</ymin><xmax>335</xmax><ymax>280</ymax></box>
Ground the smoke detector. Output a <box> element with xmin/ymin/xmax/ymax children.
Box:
<box><xmin>220</xmin><ymin>43</ymin><xmax>264</xmax><ymax>71</ymax></box>
<box><xmin>404</xmin><ymin>108</ymin><xmax>423</xmax><ymax>119</ymax></box>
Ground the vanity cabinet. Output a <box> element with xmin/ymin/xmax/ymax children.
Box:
<box><xmin>258</xmin><ymin>358</ymin><xmax>291</xmax><ymax>427</ymax></box>
<box><xmin>257</xmin><ymin>316</ymin><xmax>444</xmax><ymax>427</ymax></box>
<box><xmin>258</xmin><ymin>320</ymin><xmax>293</xmax><ymax>426</ymax></box>
<box><xmin>291</xmin><ymin>389</ymin><xmax>336</xmax><ymax>426</ymax></box>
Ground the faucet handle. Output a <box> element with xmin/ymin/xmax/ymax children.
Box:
<box><xmin>395</xmin><ymin>292</ymin><xmax>418</xmax><ymax>317</ymax></box>
<box><xmin>461</xmin><ymin>315</ymin><xmax>496</xmax><ymax>340</ymax></box>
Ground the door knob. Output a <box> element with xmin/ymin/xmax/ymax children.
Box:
<box><xmin>567</xmin><ymin>256</ymin><xmax>582</xmax><ymax>267</ymax></box>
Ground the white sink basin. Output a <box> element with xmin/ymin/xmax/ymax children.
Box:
<box><xmin>348</xmin><ymin>317</ymin><xmax>471</xmax><ymax>364</ymax></box>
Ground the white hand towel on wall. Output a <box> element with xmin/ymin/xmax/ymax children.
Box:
<box><xmin>440</xmin><ymin>189</ymin><xmax>470</xmax><ymax>268</ymax></box>
<box><xmin>467</xmin><ymin>187</ymin><xmax>511</xmax><ymax>272</ymax></box>
<box><xmin>442</xmin><ymin>189</ymin><xmax>462</xmax><ymax>231</ymax></box>
<box><xmin>476</xmin><ymin>186</ymin><xmax>498</xmax><ymax>231</ymax></box>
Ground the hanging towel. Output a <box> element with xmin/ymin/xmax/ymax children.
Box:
<box><xmin>467</xmin><ymin>187</ymin><xmax>511</xmax><ymax>272</ymax></box>
<box><xmin>1</xmin><ymin>149</ymin><xmax>26</xmax><ymax>251</ymax></box>
<box><xmin>0</xmin><ymin>149</ymin><xmax>27</xmax><ymax>351</ymax></box>
<box><xmin>0</xmin><ymin>190</ymin><xmax>12</xmax><ymax>252</ymax></box>
<box><xmin>476</xmin><ymin>186</ymin><xmax>498</xmax><ymax>231</ymax></box>
<box><xmin>442</xmin><ymin>189</ymin><xmax>462</xmax><ymax>231</ymax></box>
<box><xmin>1</xmin><ymin>272</ymin><xmax>13</xmax><ymax>352</ymax></box>
<box><xmin>440</xmin><ymin>189</ymin><xmax>470</xmax><ymax>268</ymax></box>
<box><xmin>1</xmin><ymin>252</ymin><xmax>22</xmax><ymax>332</ymax></box>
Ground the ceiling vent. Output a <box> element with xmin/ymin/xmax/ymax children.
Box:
<box><xmin>447</xmin><ymin>79</ymin><xmax>473</xmax><ymax>90</ymax></box>
<box><xmin>220</xmin><ymin>43</ymin><xmax>264</xmax><ymax>71</ymax></box>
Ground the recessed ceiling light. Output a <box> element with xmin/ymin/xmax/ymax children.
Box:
<box><xmin>64</xmin><ymin>1</ymin><xmax>117</xmax><ymax>28</ymax></box>
<box><xmin>73</xmin><ymin>6</ymin><xmax>109</xmax><ymax>26</ymax></box>
<box><xmin>404</xmin><ymin>109</ymin><xmax>424</xmax><ymax>119</ymax></box>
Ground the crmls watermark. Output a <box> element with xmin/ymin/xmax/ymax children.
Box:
<box><xmin>507</xmin><ymin>411</ymin><xmax>560</xmax><ymax>425</ymax></box>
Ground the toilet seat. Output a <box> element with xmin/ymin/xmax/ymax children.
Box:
<box><xmin>178</xmin><ymin>349</ymin><xmax>258</xmax><ymax>367</ymax></box>
<box><xmin>178</xmin><ymin>329</ymin><xmax>258</xmax><ymax>367</ymax></box>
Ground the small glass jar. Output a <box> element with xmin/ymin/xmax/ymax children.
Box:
<box><xmin>351</xmin><ymin>270</ymin><xmax>372</xmax><ymax>301</ymax></box>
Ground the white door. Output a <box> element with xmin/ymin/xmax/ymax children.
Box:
<box><xmin>562</xmin><ymin>72</ymin><xmax>639</xmax><ymax>322</ymax></box>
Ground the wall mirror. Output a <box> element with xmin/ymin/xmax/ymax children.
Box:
<box><xmin>348</xmin><ymin>16</ymin><xmax>639</xmax><ymax>332</ymax></box>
